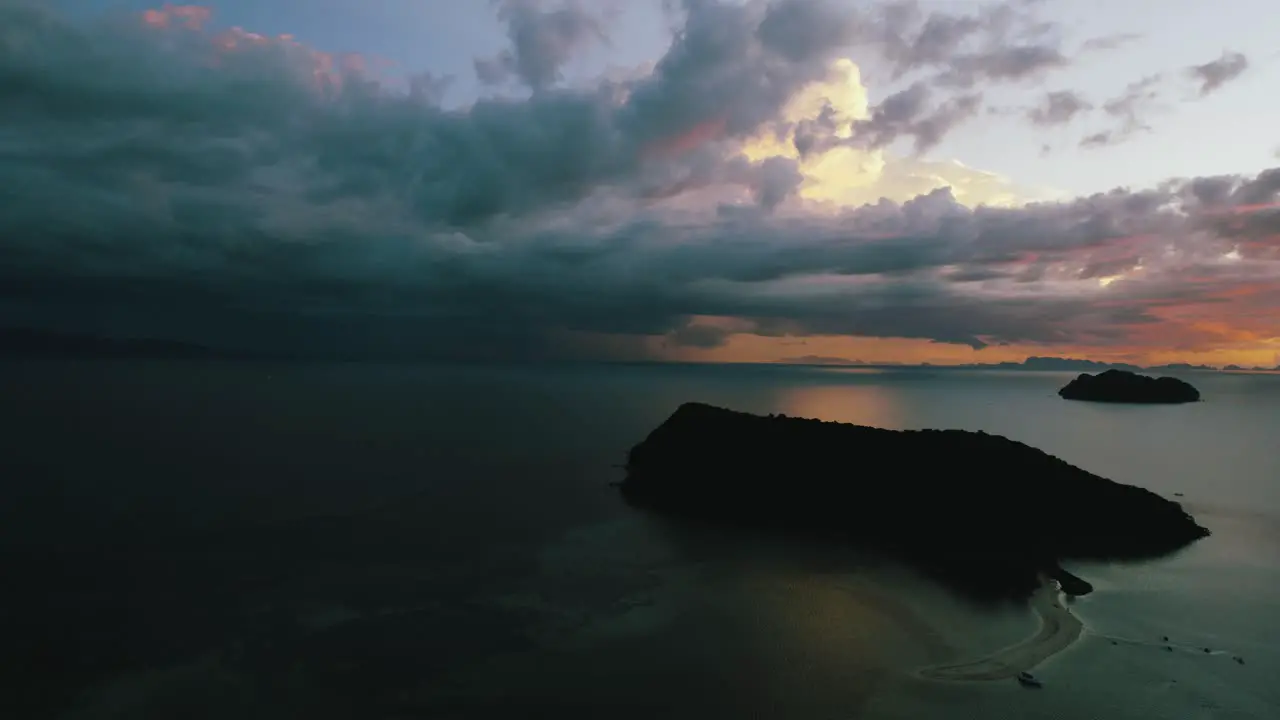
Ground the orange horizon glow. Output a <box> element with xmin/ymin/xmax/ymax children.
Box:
<box><xmin>556</xmin><ymin>326</ymin><xmax>1280</xmax><ymax>369</ymax></box>
<box><xmin>669</xmin><ymin>334</ymin><xmax>1280</xmax><ymax>369</ymax></box>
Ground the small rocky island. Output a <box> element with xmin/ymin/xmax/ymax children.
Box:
<box><xmin>1058</xmin><ymin>369</ymin><xmax>1201</xmax><ymax>404</ymax></box>
<box><xmin>619</xmin><ymin>403</ymin><xmax>1210</xmax><ymax>600</ymax></box>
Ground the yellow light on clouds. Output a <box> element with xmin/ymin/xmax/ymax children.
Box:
<box><xmin>738</xmin><ymin>59</ymin><xmax>1031</xmax><ymax>209</ymax></box>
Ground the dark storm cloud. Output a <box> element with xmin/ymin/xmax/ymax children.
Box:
<box><xmin>743</xmin><ymin>286</ymin><xmax>1162</xmax><ymax>350</ymax></box>
<box><xmin>1187</xmin><ymin>51</ymin><xmax>1250</xmax><ymax>97</ymax></box>
<box><xmin>945</xmin><ymin>266</ymin><xmax>1011</xmax><ymax>283</ymax></box>
<box><xmin>1</xmin><ymin>0</ymin><xmax>856</xmax><ymax>233</ymax></box>
<box><xmin>665</xmin><ymin>321</ymin><xmax>733</xmax><ymax>349</ymax></box>
<box><xmin>2</xmin><ymin>0</ymin><xmax>1277</xmax><ymax>359</ymax></box>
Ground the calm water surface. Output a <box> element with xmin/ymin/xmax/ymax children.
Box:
<box><xmin>1</xmin><ymin>361</ymin><xmax>1277</xmax><ymax>718</ymax></box>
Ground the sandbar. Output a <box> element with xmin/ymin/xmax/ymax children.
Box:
<box><xmin>918</xmin><ymin>576</ymin><xmax>1083</xmax><ymax>682</ymax></box>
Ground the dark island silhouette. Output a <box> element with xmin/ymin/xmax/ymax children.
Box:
<box><xmin>619</xmin><ymin>403</ymin><xmax>1209</xmax><ymax>601</ymax></box>
<box><xmin>1058</xmin><ymin>369</ymin><xmax>1201</xmax><ymax>404</ymax></box>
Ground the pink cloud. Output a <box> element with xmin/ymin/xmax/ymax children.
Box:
<box><xmin>138</xmin><ymin>4</ymin><xmax>373</xmax><ymax>95</ymax></box>
<box><xmin>642</xmin><ymin>115</ymin><xmax>728</xmax><ymax>160</ymax></box>
<box><xmin>141</xmin><ymin>4</ymin><xmax>211</xmax><ymax>31</ymax></box>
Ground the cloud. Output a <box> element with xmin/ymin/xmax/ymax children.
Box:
<box><xmin>1102</xmin><ymin>73</ymin><xmax>1162</xmax><ymax>125</ymax></box>
<box><xmin>1074</xmin><ymin>50</ymin><xmax>1248</xmax><ymax>150</ymax></box>
<box><xmin>867</xmin><ymin>0</ymin><xmax>1068</xmax><ymax>88</ymax></box>
<box><xmin>742</xmin><ymin>0</ymin><xmax>1074</xmax><ymax>157</ymax></box>
<box><xmin>665</xmin><ymin>320</ymin><xmax>734</xmax><ymax>349</ymax></box>
<box><xmin>934</xmin><ymin>44</ymin><xmax>1067</xmax><ymax>89</ymax></box>
<box><xmin>474</xmin><ymin>0</ymin><xmax>609</xmax><ymax>90</ymax></box>
<box><xmin>844</xmin><ymin>82</ymin><xmax>983</xmax><ymax>154</ymax></box>
<box><xmin>1078</xmin><ymin>131</ymin><xmax>1115</xmax><ymax>149</ymax></box>
<box><xmin>1079</xmin><ymin>73</ymin><xmax>1163</xmax><ymax>148</ymax></box>
<box><xmin>1027</xmin><ymin>90</ymin><xmax>1091</xmax><ymax>126</ymax></box>
<box><xmin>1079</xmin><ymin>32</ymin><xmax>1141</xmax><ymax>53</ymax></box>
<box><xmin>734</xmin><ymin>58</ymin><xmax>1029</xmax><ymax>208</ymax></box>
<box><xmin>2</xmin><ymin>0</ymin><xmax>1279</xmax><ymax>362</ymax></box>
<box><xmin>1186</xmin><ymin>51</ymin><xmax>1249</xmax><ymax>97</ymax></box>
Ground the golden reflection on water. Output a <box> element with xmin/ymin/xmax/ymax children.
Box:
<box><xmin>775</xmin><ymin>384</ymin><xmax>906</xmax><ymax>429</ymax></box>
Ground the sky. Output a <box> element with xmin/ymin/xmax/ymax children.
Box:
<box><xmin>3</xmin><ymin>0</ymin><xmax>1279</xmax><ymax>366</ymax></box>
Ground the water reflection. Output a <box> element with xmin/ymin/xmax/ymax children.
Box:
<box><xmin>776</xmin><ymin>383</ymin><xmax>906</xmax><ymax>429</ymax></box>
<box><xmin>8</xmin><ymin>362</ymin><xmax>1278</xmax><ymax>718</ymax></box>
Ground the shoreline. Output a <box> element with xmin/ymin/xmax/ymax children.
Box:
<box><xmin>917</xmin><ymin>577</ymin><xmax>1084</xmax><ymax>682</ymax></box>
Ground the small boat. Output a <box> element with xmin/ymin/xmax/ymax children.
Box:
<box><xmin>1017</xmin><ymin>672</ymin><xmax>1043</xmax><ymax>688</ymax></box>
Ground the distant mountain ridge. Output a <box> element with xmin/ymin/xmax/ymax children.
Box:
<box><xmin>775</xmin><ymin>354</ymin><xmax>1280</xmax><ymax>373</ymax></box>
<box><xmin>2</xmin><ymin>327</ymin><xmax>1277</xmax><ymax>370</ymax></box>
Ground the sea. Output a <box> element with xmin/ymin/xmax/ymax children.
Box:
<box><xmin>1</xmin><ymin>360</ymin><xmax>1277</xmax><ymax>719</ymax></box>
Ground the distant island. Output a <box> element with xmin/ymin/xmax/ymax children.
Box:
<box><xmin>619</xmin><ymin>403</ymin><xmax>1210</xmax><ymax>600</ymax></box>
<box><xmin>1059</xmin><ymin>369</ymin><xmax>1201</xmax><ymax>404</ymax></box>
<box><xmin>774</xmin><ymin>355</ymin><xmax>1279</xmax><ymax>373</ymax></box>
